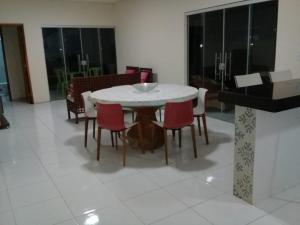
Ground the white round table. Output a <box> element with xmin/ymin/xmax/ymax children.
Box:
<box><xmin>90</xmin><ymin>84</ymin><xmax>198</xmax><ymax>107</ymax></box>
<box><xmin>90</xmin><ymin>84</ymin><xmax>198</xmax><ymax>149</ymax></box>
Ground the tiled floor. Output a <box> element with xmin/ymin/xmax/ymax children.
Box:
<box><xmin>0</xmin><ymin>100</ymin><xmax>299</xmax><ymax>225</ymax></box>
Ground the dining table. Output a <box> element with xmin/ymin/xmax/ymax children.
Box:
<box><xmin>90</xmin><ymin>83</ymin><xmax>198</xmax><ymax>150</ymax></box>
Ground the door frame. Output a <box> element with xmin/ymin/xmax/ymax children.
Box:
<box><xmin>0</xmin><ymin>23</ymin><xmax>34</xmax><ymax>104</ymax></box>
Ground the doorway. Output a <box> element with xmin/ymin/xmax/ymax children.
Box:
<box><xmin>0</xmin><ymin>24</ymin><xmax>33</xmax><ymax>104</ymax></box>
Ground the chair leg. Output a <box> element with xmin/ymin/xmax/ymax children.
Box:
<box><xmin>164</xmin><ymin>128</ymin><xmax>168</xmax><ymax>165</ymax></box>
<box><xmin>202</xmin><ymin>115</ymin><xmax>209</xmax><ymax>145</ymax></box>
<box><xmin>197</xmin><ymin>116</ymin><xmax>202</xmax><ymax>136</ymax></box>
<box><xmin>136</xmin><ymin>123</ymin><xmax>145</xmax><ymax>154</ymax></box>
<box><xmin>67</xmin><ymin>108</ymin><xmax>71</xmax><ymax>120</ymax></box>
<box><xmin>114</xmin><ymin>132</ymin><xmax>118</xmax><ymax>149</ymax></box>
<box><xmin>159</xmin><ymin>108</ymin><xmax>162</xmax><ymax>122</ymax></box>
<box><xmin>150</xmin><ymin>123</ymin><xmax>155</xmax><ymax>154</ymax></box>
<box><xmin>97</xmin><ymin>127</ymin><xmax>102</xmax><ymax>161</ymax></box>
<box><xmin>110</xmin><ymin>131</ymin><xmax>114</xmax><ymax>147</ymax></box>
<box><xmin>178</xmin><ymin>129</ymin><xmax>182</xmax><ymax>148</ymax></box>
<box><xmin>92</xmin><ymin>119</ymin><xmax>96</xmax><ymax>138</ymax></box>
<box><xmin>84</xmin><ymin>117</ymin><xmax>88</xmax><ymax>147</ymax></box>
<box><xmin>190</xmin><ymin>124</ymin><xmax>197</xmax><ymax>158</ymax></box>
<box><xmin>75</xmin><ymin>113</ymin><xmax>79</xmax><ymax>124</ymax></box>
<box><xmin>122</xmin><ymin>131</ymin><xmax>127</xmax><ymax>166</ymax></box>
<box><xmin>131</xmin><ymin>111</ymin><xmax>135</xmax><ymax>122</ymax></box>
<box><xmin>172</xmin><ymin>129</ymin><xmax>175</xmax><ymax>139</ymax></box>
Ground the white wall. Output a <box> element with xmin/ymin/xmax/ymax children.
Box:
<box><xmin>114</xmin><ymin>0</ymin><xmax>300</xmax><ymax>83</ymax></box>
<box><xmin>0</xmin><ymin>0</ymin><xmax>115</xmax><ymax>103</ymax></box>
<box><xmin>2</xmin><ymin>26</ymin><xmax>26</xmax><ymax>100</ymax></box>
<box><xmin>275</xmin><ymin>0</ymin><xmax>300</xmax><ymax>77</ymax></box>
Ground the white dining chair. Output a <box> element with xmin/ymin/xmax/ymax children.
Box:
<box><xmin>193</xmin><ymin>88</ymin><xmax>209</xmax><ymax>145</ymax></box>
<box><xmin>81</xmin><ymin>91</ymin><xmax>97</xmax><ymax>147</ymax></box>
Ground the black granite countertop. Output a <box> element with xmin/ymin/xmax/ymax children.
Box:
<box><xmin>219</xmin><ymin>87</ymin><xmax>300</xmax><ymax>112</ymax></box>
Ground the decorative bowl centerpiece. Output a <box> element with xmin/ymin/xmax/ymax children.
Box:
<box><xmin>133</xmin><ymin>83</ymin><xmax>158</xmax><ymax>92</ymax></box>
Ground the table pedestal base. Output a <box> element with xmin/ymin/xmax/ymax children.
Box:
<box><xmin>127</xmin><ymin>107</ymin><xmax>164</xmax><ymax>150</ymax></box>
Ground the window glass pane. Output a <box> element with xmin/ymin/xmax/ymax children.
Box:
<box><xmin>81</xmin><ymin>28</ymin><xmax>101</xmax><ymax>75</ymax></box>
<box><xmin>99</xmin><ymin>28</ymin><xmax>117</xmax><ymax>74</ymax></box>
<box><xmin>249</xmin><ymin>0</ymin><xmax>278</xmax><ymax>73</ymax></box>
<box><xmin>42</xmin><ymin>28</ymin><xmax>64</xmax><ymax>100</ymax></box>
<box><xmin>62</xmin><ymin>28</ymin><xmax>81</xmax><ymax>73</ymax></box>
<box><xmin>188</xmin><ymin>14</ymin><xmax>204</xmax><ymax>88</ymax></box>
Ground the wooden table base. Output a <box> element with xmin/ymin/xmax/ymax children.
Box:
<box><xmin>127</xmin><ymin>107</ymin><xmax>164</xmax><ymax>150</ymax></box>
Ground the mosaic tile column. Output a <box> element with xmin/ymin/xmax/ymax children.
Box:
<box><xmin>233</xmin><ymin>106</ymin><xmax>256</xmax><ymax>204</ymax></box>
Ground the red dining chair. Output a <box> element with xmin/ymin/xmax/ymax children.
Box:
<box><xmin>153</xmin><ymin>100</ymin><xmax>197</xmax><ymax>165</ymax></box>
<box><xmin>96</xmin><ymin>103</ymin><xmax>142</xmax><ymax>166</ymax></box>
<box><xmin>81</xmin><ymin>91</ymin><xmax>119</xmax><ymax>149</ymax></box>
<box><xmin>125</xmin><ymin>66</ymin><xmax>139</xmax><ymax>74</ymax></box>
<box><xmin>140</xmin><ymin>68</ymin><xmax>152</xmax><ymax>83</ymax></box>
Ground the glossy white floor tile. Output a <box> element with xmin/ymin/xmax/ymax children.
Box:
<box><xmin>0</xmin><ymin>170</ymin><xmax>6</xmax><ymax>192</ymax></box>
<box><xmin>14</xmin><ymin>198</ymin><xmax>73</xmax><ymax>225</ymax></box>
<box><xmin>8</xmin><ymin>180</ymin><xmax>60</xmax><ymax>208</ymax></box>
<box><xmin>164</xmin><ymin>176</ymin><xmax>223</xmax><ymax>207</ymax></box>
<box><xmin>199</xmin><ymin>164</ymin><xmax>234</xmax><ymax>193</ymax></box>
<box><xmin>105</xmin><ymin>173</ymin><xmax>159</xmax><ymax>200</ymax></box>
<box><xmin>88</xmin><ymin>160</ymin><xmax>140</xmax><ymax>184</ymax></box>
<box><xmin>55</xmin><ymin>220</ymin><xmax>79</xmax><ymax>225</ymax></box>
<box><xmin>0</xmin><ymin>211</ymin><xmax>16</xmax><ymax>225</ymax></box>
<box><xmin>1</xmin><ymin>100</ymin><xmax>299</xmax><ymax>225</ymax></box>
<box><xmin>76</xmin><ymin>204</ymin><xmax>143</xmax><ymax>225</ymax></box>
<box><xmin>152</xmin><ymin>209</ymin><xmax>212</xmax><ymax>225</ymax></box>
<box><xmin>1</xmin><ymin>159</ymin><xmax>49</xmax><ymax>188</ymax></box>
<box><xmin>193</xmin><ymin>194</ymin><xmax>266</xmax><ymax>225</ymax></box>
<box><xmin>249</xmin><ymin>215</ymin><xmax>288</xmax><ymax>225</ymax></box>
<box><xmin>125</xmin><ymin>189</ymin><xmax>187</xmax><ymax>224</ymax></box>
<box><xmin>270</xmin><ymin>203</ymin><xmax>300</xmax><ymax>225</ymax></box>
<box><xmin>0</xmin><ymin>190</ymin><xmax>11</xmax><ymax>213</ymax></box>
<box><xmin>141</xmin><ymin>166</ymin><xmax>193</xmax><ymax>187</ymax></box>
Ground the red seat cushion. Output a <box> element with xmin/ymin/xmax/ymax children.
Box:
<box><xmin>140</xmin><ymin>71</ymin><xmax>149</xmax><ymax>83</ymax></box>
<box><xmin>126</xmin><ymin>69</ymin><xmax>136</xmax><ymax>74</ymax></box>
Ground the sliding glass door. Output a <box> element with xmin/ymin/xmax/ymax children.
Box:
<box><xmin>100</xmin><ymin>28</ymin><xmax>117</xmax><ymax>74</ymax></box>
<box><xmin>188</xmin><ymin>0</ymin><xmax>278</xmax><ymax>113</ymax></box>
<box><xmin>249</xmin><ymin>1</ymin><xmax>278</xmax><ymax>73</ymax></box>
<box><xmin>42</xmin><ymin>27</ymin><xmax>117</xmax><ymax>100</ymax></box>
<box><xmin>81</xmin><ymin>28</ymin><xmax>102</xmax><ymax>74</ymax></box>
<box><xmin>224</xmin><ymin>5</ymin><xmax>249</xmax><ymax>90</ymax></box>
<box><xmin>42</xmin><ymin>28</ymin><xmax>65</xmax><ymax>92</ymax></box>
<box><xmin>62</xmin><ymin>28</ymin><xmax>81</xmax><ymax>73</ymax></box>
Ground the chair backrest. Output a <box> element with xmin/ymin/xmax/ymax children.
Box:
<box><xmin>81</xmin><ymin>91</ymin><xmax>93</xmax><ymax>112</ymax></box>
<box><xmin>164</xmin><ymin>100</ymin><xmax>193</xmax><ymax>129</ymax></box>
<box><xmin>197</xmin><ymin>88</ymin><xmax>208</xmax><ymax>114</ymax></box>
<box><xmin>140</xmin><ymin>68</ymin><xmax>152</xmax><ymax>83</ymax></box>
<box><xmin>126</xmin><ymin>66</ymin><xmax>140</xmax><ymax>74</ymax></box>
<box><xmin>96</xmin><ymin>103</ymin><xmax>125</xmax><ymax>131</ymax></box>
<box><xmin>269</xmin><ymin>70</ymin><xmax>293</xmax><ymax>82</ymax></box>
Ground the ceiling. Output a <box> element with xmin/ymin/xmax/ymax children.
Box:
<box><xmin>57</xmin><ymin>0</ymin><xmax>122</xmax><ymax>3</ymax></box>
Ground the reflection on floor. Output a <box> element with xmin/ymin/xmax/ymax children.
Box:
<box><xmin>207</xmin><ymin>107</ymin><xmax>235</xmax><ymax>124</ymax></box>
<box><xmin>0</xmin><ymin>100</ymin><xmax>298</xmax><ymax>225</ymax></box>
<box><xmin>49</xmin><ymin>89</ymin><xmax>65</xmax><ymax>101</ymax></box>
